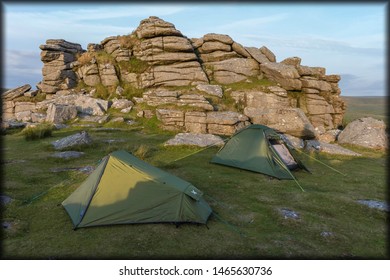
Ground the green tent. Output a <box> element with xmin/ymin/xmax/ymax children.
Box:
<box><xmin>62</xmin><ymin>150</ymin><xmax>212</xmax><ymax>229</ymax></box>
<box><xmin>211</xmin><ymin>124</ymin><xmax>309</xmax><ymax>180</ymax></box>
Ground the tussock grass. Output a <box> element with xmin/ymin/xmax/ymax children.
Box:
<box><xmin>118</xmin><ymin>57</ymin><xmax>149</xmax><ymax>74</ymax></box>
<box><xmin>20</xmin><ymin>123</ymin><xmax>55</xmax><ymax>141</ymax></box>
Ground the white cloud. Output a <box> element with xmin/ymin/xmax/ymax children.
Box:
<box><xmin>4</xmin><ymin>50</ymin><xmax>43</xmax><ymax>88</ymax></box>
<box><xmin>242</xmin><ymin>34</ymin><xmax>382</xmax><ymax>56</ymax></box>
<box><xmin>4</xmin><ymin>4</ymin><xmax>188</xmax><ymax>49</ymax></box>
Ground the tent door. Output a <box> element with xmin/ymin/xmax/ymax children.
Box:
<box><xmin>269</xmin><ymin>140</ymin><xmax>299</xmax><ymax>170</ymax></box>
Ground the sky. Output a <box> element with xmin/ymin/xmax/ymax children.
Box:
<box><xmin>2</xmin><ymin>2</ymin><xmax>387</xmax><ymax>96</ymax></box>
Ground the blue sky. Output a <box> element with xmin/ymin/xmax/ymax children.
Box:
<box><xmin>2</xmin><ymin>2</ymin><xmax>387</xmax><ymax>96</ymax></box>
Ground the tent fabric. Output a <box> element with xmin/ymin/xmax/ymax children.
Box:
<box><xmin>211</xmin><ymin>124</ymin><xmax>309</xmax><ymax>180</ymax></box>
<box><xmin>62</xmin><ymin>150</ymin><xmax>212</xmax><ymax>229</ymax></box>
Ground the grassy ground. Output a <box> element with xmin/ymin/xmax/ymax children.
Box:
<box><xmin>341</xmin><ymin>96</ymin><xmax>387</xmax><ymax>125</ymax></box>
<box><xmin>1</xmin><ymin>121</ymin><xmax>387</xmax><ymax>259</ymax></box>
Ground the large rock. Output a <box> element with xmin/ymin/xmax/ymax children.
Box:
<box><xmin>74</xmin><ymin>95</ymin><xmax>109</xmax><ymax>116</ymax></box>
<box><xmin>99</xmin><ymin>63</ymin><xmax>119</xmax><ymax>86</ymax></box>
<box><xmin>185</xmin><ymin>111</ymin><xmax>207</xmax><ymax>133</ymax></box>
<box><xmin>244</xmin><ymin>107</ymin><xmax>316</xmax><ymax>139</ymax></box>
<box><xmin>46</xmin><ymin>104</ymin><xmax>77</xmax><ymax>123</ymax></box>
<box><xmin>3</xmin><ymin>84</ymin><xmax>31</xmax><ymax>101</ymax></box>
<box><xmin>206</xmin><ymin>111</ymin><xmax>249</xmax><ymax>135</ymax></box>
<box><xmin>245</xmin><ymin>47</ymin><xmax>270</xmax><ymax>64</ymax></box>
<box><xmin>149</xmin><ymin>61</ymin><xmax>208</xmax><ymax>87</ymax></box>
<box><xmin>135</xmin><ymin>16</ymin><xmax>183</xmax><ymax>39</ymax></box>
<box><xmin>156</xmin><ymin>109</ymin><xmax>185</xmax><ymax>131</ymax></box>
<box><xmin>337</xmin><ymin>117</ymin><xmax>388</xmax><ymax>149</ymax></box>
<box><xmin>261</xmin><ymin>62</ymin><xmax>302</xmax><ymax>90</ymax></box>
<box><xmin>77</xmin><ymin>63</ymin><xmax>101</xmax><ymax>86</ymax></box>
<box><xmin>206</xmin><ymin>58</ymin><xmax>260</xmax><ymax>84</ymax></box>
<box><xmin>259</xmin><ymin>46</ymin><xmax>276</xmax><ymax>62</ymax></box>
<box><xmin>51</xmin><ymin>131</ymin><xmax>92</xmax><ymax>150</ymax></box>
<box><xmin>164</xmin><ymin>133</ymin><xmax>224</xmax><ymax>147</ymax></box>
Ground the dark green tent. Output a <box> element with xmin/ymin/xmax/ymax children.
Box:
<box><xmin>211</xmin><ymin>124</ymin><xmax>309</xmax><ymax>180</ymax></box>
<box><xmin>62</xmin><ymin>150</ymin><xmax>212</xmax><ymax>229</ymax></box>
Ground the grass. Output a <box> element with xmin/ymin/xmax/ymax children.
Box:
<box><xmin>1</xmin><ymin>124</ymin><xmax>387</xmax><ymax>259</ymax></box>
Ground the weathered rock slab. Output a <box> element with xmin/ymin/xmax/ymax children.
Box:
<box><xmin>164</xmin><ymin>133</ymin><xmax>224</xmax><ymax>147</ymax></box>
<box><xmin>3</xmin><ymin>84</ymin><xmax>32</xmax><ymax>101</ymax></box>
<box><xmin>50</xmin><ymin>151</ymin><xmax>85</xmax><ymax>159</ymax></box>
<box><xmin>51</xmin><ymin>131</ymin><xmax>92</xmax><ymax>150</ymax></box>
<box><xmin>304</xmin><ymin>140</ymin><xmax>362</xmax><ymax>156</ymax></box>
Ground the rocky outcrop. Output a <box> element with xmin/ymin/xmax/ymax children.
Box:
<box><xmin>337</xmin><ymin>117</ymin><xmax>388</xmax><ymax>149</ymax></box>
<box><xmin>38</xmin><ymin>39</ymin><xmax>84</xmax><ymax>95</ymax></box>
<box><xmin>3</xmin><ymin>16</ymin><xmax>349</xmax><ymax>144</ymax></box>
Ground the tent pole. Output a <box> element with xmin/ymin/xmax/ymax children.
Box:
<box><xmin>168</xmin><ymin>138</ymin><xmax>229</xmax><ymax>164</ymax></box>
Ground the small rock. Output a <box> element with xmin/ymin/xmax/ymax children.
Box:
<box><xmin>111</xmin><ymin>99</ymin><xmax>134</xmax><ymax>110</ymax></box>
<box><xmin>50</xmin><ymin>151</ymin><xmax>85</xmax><ymax>159</ymax></box>
<box><xmin>116</xmin><ymin>86</ymin><xmax>124</xmax><ymax>96</ymax></box>
<box><xmin>0</xmin><ymin>195</ymin><xmax>12</xmax><ymax>206</ymax></box>
<box><xmin>279</xmin><ymin>208</ymin><xmax>300</xmax><ymax>220</ymax></box>
<box><xmin>2</xmin><ymin>222</ymin><xmax>12</xmax><ymax>229</ymax></box>
<box><xmin>101</xmin><ymin>139</ymin><xmax>126</xmax><ymax>144</ymax></box>
<box><xmin>109</xmin><ymin>117</ymin><xmax>124</xmax><ymax>123</ymax></box>
<box><xmin>357</xmin><ymin>200</ymin><xmax>389</xmax><ymax>212</ymax></box>
<box><xmin>50</xmin><ymin>166</ymin><xmax>94</xmax><ymax>174</ymax></box>
<box><xmin>3</xmin><ymin>159</ymin><xmax>27</xmax><ymax>165</ymax></box>
<box><xmin>120</xmin><ymin>106</ymin><xmax>133</xmax><ymax>113</ymax></box>
<box><xmin>320</xmin><ymin>231</ymin><xmax>333</xmax><ymax>237</ymax></box>
<box><xmin>53</xmin><ymin>123</ymin><xmax>68</xmax><ymax>130</ymax></box>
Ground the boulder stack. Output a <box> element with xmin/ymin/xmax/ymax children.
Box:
<box><xmin>38</xmin><ymin>39</ymin><xmax>84</xmax><ymax>95</ymax></box>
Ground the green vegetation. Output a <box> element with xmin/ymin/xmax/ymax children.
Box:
<box><xmin>119</xmin><ymin>83</ymin><xmax>144</xmax><ymax>99</ymax></box>
<box><xmin>2</xmin><ymin>123</ymin><xmax>387</xmax><ymax>259</ymax></box>
<box><xmin>20</xmin><ymin>123</ymin><xmax>55</xmax><ymax>141</ymax></box>
<box><xmin>12</xmin><ymin>92</ymin><xmax>47</xmax><ymax>103</ymax></box>
<box><xmin>118</xmin><ymin>57</ymin><xmax>149</xmax><ymax>74</ymax></box>
<box><xmin>342</xmin><ymin>96</ymin><xmax>387</xmax><ymax>125</ymax></box>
